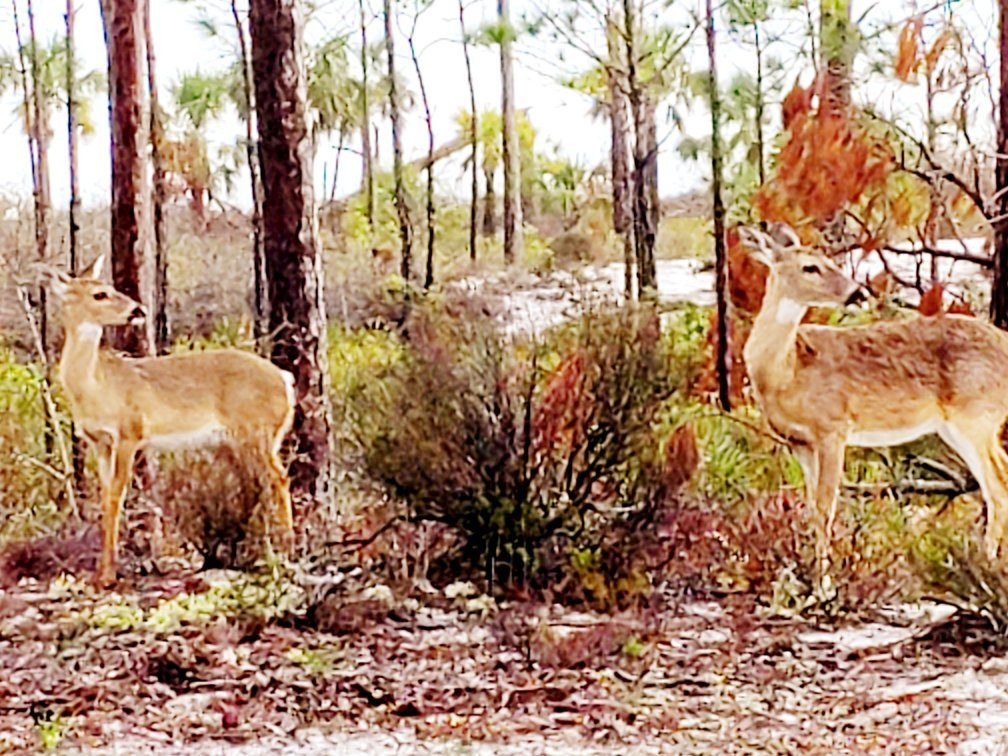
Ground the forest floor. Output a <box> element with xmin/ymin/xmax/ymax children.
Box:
<box><xmin>1</xmin><ymin>551</ymin><xmax>1007</xmax><ymax>754</ymax></box>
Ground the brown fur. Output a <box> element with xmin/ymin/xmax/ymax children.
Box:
<box><xmin>741</xmin><ymin>226</ymin><xmax>1008</xmax><ymax>580</ymax></box>
<box><xmin>47</xmin><ymin>256</ymin><xmax>295</xmax><ymax>585</ymax></box>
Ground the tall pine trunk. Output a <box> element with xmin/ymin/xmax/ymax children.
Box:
<box><xmin>144</xmin><ymin>0</ymin><xmax>169</xmax><ymax>354</ymax></box>
<box><xmin>605</xmin><ymin>14</ymin><xmax>633</xmax><ymax>299</ymax></box>
<box><xmin>65</xmin><ymin>0</ymin><xmax>80</xmax><ymax>274</ymax></box>
<box><xmin>358</xmin><ymin>0</ymin><xmax>374</xmax><ymax>229</ymax></box>
<box><xmin>383</xmin><ymin>0</ymin><xmax>412</xmax><ymax>280</ymax></box>
<box><xmin>622</xmin><ymin>0</ymin><xmax>656</xmax><ymax>294</ymax></box>
<box><xmin>459</xmin><ymin>0</ymin><xmax>478</xmax><ymax>261</ymax></box>
<box><xmin>249</xmin><ymin>0</ymin><xmax>331</xmax><ymax>506</ymax></box>
<box><xmin>992</xmin><ymin>1</ymin><xmax>1008</xmax><ymax>330</ymax></box>
<box><xmin>498</xmin><ymin>0</ymin><xmax>522</xmax><ymax>264</ymax></box>
<box><xmin>101</xmin><ymin>0</ymin><xmax>154</xmax><ymax>357</ymax></box>
<box><xmin>706</xmin><ymin>0</ymin><xmax>730</xmax><ymax>410</ymax></box>
<box><xmin>232</xmin><ymin>0</ymin><xmax>267</xmax><ymax>343</ymax></box>
<box><xmin>407</xmin><ymin>19</ymin><xmax>435</xmax><ymax>289</ymax></box>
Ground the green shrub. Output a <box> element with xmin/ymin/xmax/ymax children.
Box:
<box><xmin>0</xmin><ymin>347</ymin><xmax>70</xmax><ymax>542</ymax></box>
<box><xmin>353</xmin><ymin>303</ymin><xmax>693</xmax><ymax>593</ymax></box>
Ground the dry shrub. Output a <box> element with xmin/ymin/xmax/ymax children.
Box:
<box><xmin>151</xmin><ymin>445</ymin><xmax>272</xmax><ymax>569</ymax></box>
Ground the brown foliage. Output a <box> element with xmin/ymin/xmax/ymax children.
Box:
<box><xmin>894</xmin><ymin>17</ymin><xmax>923</xmax><ymax>82</ymax></box>
<box><xmin>756</xmin><ymin>80</ymin><xmax>893</xmax><ymax>238</ymax></box>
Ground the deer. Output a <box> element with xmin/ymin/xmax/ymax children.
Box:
<box><xmin>739</xmin><ymin>225</ymin><xmax>1008</xmax><ymax>590</ymax></box>
<box><xmin>43</xmin><ymin>256</ymin><xmax>296</xmax><ymax>586</ymax></box>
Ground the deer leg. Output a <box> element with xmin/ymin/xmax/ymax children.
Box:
<box><xmin>97</xmin><ymin>439</ymin><xmax>140</xmax><ymax>585</ymax></box>
<box><xmin>939</xmin><ymin>422</ymin><xmax>1006</xmax><ymax>562</ymax></box>
<box><xmin>808</xmin><ymin>439</ymin><xmax>844</xmax><ymax>591</ymax></box>
<box><xmin>260</xmin><ymin>434</ymin><xmax>294</xmax><ymax>551</ymax></box>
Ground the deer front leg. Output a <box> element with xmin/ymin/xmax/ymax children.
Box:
<box><xmin>812</xmin><ymin>438</ymin><xmax>845</xmax><ymax>594</ymax></box>
<box><xmin>97</xmin><ymin>439</ymin><xmax>140</xmax><ymax>586</ymax></box>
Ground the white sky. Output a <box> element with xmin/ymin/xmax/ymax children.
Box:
<box><xmin>0</xmin><ymin>0</ymin><xmax>998</xmax><ymax>211</ymax></box>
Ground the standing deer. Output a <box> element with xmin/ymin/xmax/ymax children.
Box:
<box><xmin>740</xmin><ymin>225</ymin><xmax>1008</xmax><ymax>583</ymax></box>
<box><xmin>45</xmin><ymin>256</ymin><xmax>295</xmax><ymax>585</ymax></box>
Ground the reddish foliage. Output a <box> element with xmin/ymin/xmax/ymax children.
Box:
<box><xmin>754</xmin><ymin>110</ymin><xmax>893</xmax><ymax>232</ymax></box>
<box><xmin>868</xmin><ymin>270</ymin><xmax>897</xmax><ymax>297</ymax></box>
<box><xmin>919</xmin><ymin>283</ymin><xmax>974</xmax><ymax>317</ymax></box>
<box><xmin>894</xmin><ymin>16</ymin><xmax>924</xmax><ymax>82</ymax></box>
<box><xmin>694</xmin><ymin>310</ymin><xmax>750</xmax><ymax>407</ymax></box>
<box><xmin>727</xmin><ymin>230</ymin><xmax>768</xmax><ymax>314</ymax></box>
<box><xmin>532</xmin><ymin>351</ymin><xmax>588</xmax><ymax>459</ymax></box>
<box><xmin>918</xmin><ymin>283</ymin><xmax>945</xmax><ymax>316</ymax></box>
<box><xmin>663</xmin><ymin>424</ymin><xmax>699</xmax><ymax>493</ymax></box>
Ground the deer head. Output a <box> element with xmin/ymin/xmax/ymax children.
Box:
<box><xmin>738</xmin><ymin>225</ymin><xmax>862</xmax><ymax>312</ymax></box>
<box><xmin>42</xmin><ymin>255</ymin><xmax>147</xmax><ymax>329</ymax></box>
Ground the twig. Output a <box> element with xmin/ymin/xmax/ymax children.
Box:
<box><xmin>15</xmin><ymin>285</ymin><xmax>77</xmax><ymax>518</ymax></box>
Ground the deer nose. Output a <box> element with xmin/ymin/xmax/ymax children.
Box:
<box><xmin>129</xmin><ymin>305</ymin><xmax>146</xmax><ymax>321</ymax></box>
<box><xmin>845</xmin><ymin>285</ymin><xmax>869</xmax><ymax>306</ymax></box>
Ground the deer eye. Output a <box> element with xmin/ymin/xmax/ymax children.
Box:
<box><xmin>802</xmin><ymin>264</ymin><xmax>821</xmax><ymax>275</ymax></box>
<box><xmin>93</xmin><ymin>292</ymin><xmax>109</xmax><ymax>301</ymax></box>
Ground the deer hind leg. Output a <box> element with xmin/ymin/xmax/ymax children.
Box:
<box><xmin>939</xmin><ymin>420</ymin><xmax>1008</xmax><ymax>562</ymax></box>
<box><xmin>258</xmin><ymin>432</ymin><xmax>294</xmax><ymax>551</ymax></box>
<box><xmin>97</xmin><ymin>438</ymin><xmax>140</xmax><ymax>585</ymax></box>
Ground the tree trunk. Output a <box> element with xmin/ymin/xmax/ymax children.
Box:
<box><xmin>753</xmin><ymin>18</ymin><xmax>765</xmax><ymax>186</ymax></box>
<box><xmin>460</xmin><ymin>0</ymin><xmax>478</xmax><ymax>262</ymax></box>
<box><xmin>144</xmin><ymin>0</ymin><xmax>169</xmax><ymax>355</ymax></box>
<box><xmin>498</xmin><ymin>0</ymin><xmax>522</xmax><ymax>264</ymax></box>
<box><xmin>622</xmin><ymin>0</ymin><xmax>656</xmax><ymax>294</ymax></box>
<box><xmin>359</xmin><ymin>0</ymin><xmax>374</xmax><ymax>229</ymax></box>
<box><xmin>643</xmin><ymin>97</ymin><xmax>660</xmax><ymax>271</ymax></box>
<box><xmin>605</xmin><ymin>14</ymin><xmax>633</xmax><ymax>299</ymax></box>
<box><xmin>249</xmin><ymin>0</ymin><xmax>332</xmax><ymax>505</ymax></box>
<box><xmin>232</xmin><ymin>0</ymin><xmax>267</xmax><ymax>344</ymax></box>
<box><xmin>992</xmin><ymin>1</ymin><xmax>1008</xmax><ymax>330</ymax></box>
<box><xmin>482</xmin><ymin>165</ymin><xmax>496</xmax><ymax>236</ymax></box>
<box><xmin>23</xmin><ymin>0</ymin><xmax>50</xmax><ymax>356</ymax></box>
<box><xmin>820</xmin><ymin>0</ymin><xmax>853</xmax><ymax>112</ymax></box>
<box><xmin>100</xmin><ymin>0</ymin><xmax>154</xmax><ymax>357</ymax></box>
<box><xmin>407</xmin><ymin>20</ymin><xmax>435</xmax><ymax>289</ymax></box>
<box><xmin>66</xmin><ymin>0</ymin><xmax>80</xmax><ymax>275</ymax></box>
<box><xmin>330</xmin><ymin>131</ymin><xmax>343</xmax><ymax>202</ymax></box>
<box><xmin>706</xmin><ymin>0</ymin><xmax>730</xmax><ymax>410</ymax></box>
<box><xmin>384</xmin><ymin>0</ymin><xmax>413</xmax><ymax>280</ymax></box>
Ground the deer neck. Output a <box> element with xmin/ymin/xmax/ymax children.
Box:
<box><xmin>744</xmin><ymin>275</ymin><xmax>806</xmax><ymax>398</ymax></box>
<box><xmin>58</xmin><ymin>321</ymin><xmax>105</xmax><ymax>402</ymax></box>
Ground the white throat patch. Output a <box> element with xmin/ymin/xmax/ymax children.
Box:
<box><xmin>74</xmin><ymin>323</ymin><xmax>103</xmax><ymax>343</ymax></box>
<box><xmin>775</xmin><ymin>298</ymin><xmax>806</xmax><ymax>325</ymax></box>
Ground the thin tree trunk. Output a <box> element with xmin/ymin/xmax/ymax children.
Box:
<box><xmin>754</xmin><ymin>18</ymin><xmax>765</xmax><ymax>187</ymax></box>
<box><xmin>232</xmin><ymin>0</ymin><xmax>267</xmax><ymax>344</ymax></box>
<box><xmin>459</xmin><ymin>0</ymin><xmax>478</xmax><ymax>261</ymax></box>
<box><xmin>622</xmin><ymin>0</ymin><xmax>655</xmax><ymax>294</ymax></box>
<box><xmin>384</xmin><ymin>0</ymin><xmax>412</xmax><ymax>280</ymax></box>
<box><xmin>24</xmin><ymin>0</ymin><xmax>50</xmax><ymax>356</ymax></box>
<box><xmin>101</xmin><ymin>0</ymin><xmax>155</xmax><ymax>356</ymax></box>
<box><xmin>482</xmin><ymin>165</ymin><xmax>496</xmax><ymax>235</ymax></box>
<box><xmin>820</xmin><ymin>0</ymin><xmax>853</xmax><ymax>112</ymax></box>
<box><xmin>706</xmin><ymin>0</ymin><xmax>730</xmax><ymax>410</ymax></box>
<box><xmin>606</xmin><ymin>14</ymin><xmax>633</xmax><ymax>299</ymax></box>
<box><xmin>330</xmin><ymin>131</ymin><xmax>343</xmax><ymax>202</ymax></box>
<box><xmin>992</xmin><ymin>1</ymin><xmax>1008</xmax><ymax>330</ymax></box>
<box><xmin>144</xmin><ymin>0</ymin><xmax>168</xmax><ymax>354</ymax></box>
<box><xmin>65</xmin><ymin>0</ymin><xmax>86</xmax><ymax>492</ymax></box>
<box><xmin>249</xmin><ymin>0</ymin><xmax>332</xmax><ymax>505</ymax></box>
<box><xmin>407</xmin><ymin>18</ymin><xmax>434</xmax><ymax>289</ymax></box>
<box><xmin>359</xmin><ymin>0</ymin><xmax>374</xmax><ymax>228</ymax></box>
<box><xmin>66</xmin><ymin>0</ymin><xmax>80</xmax><ymax>275</ymax></box>
<box><xmin>498</xmin><ymin>0</ymin><xmax>522</xmax><ymax>264</ymax></box>
<box><xmin>643</xmin><ymin>98</ymin><xmax>659</xmax><ymax>276</ymax></box>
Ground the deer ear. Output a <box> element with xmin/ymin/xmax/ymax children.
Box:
<box><xmin>36</xmin><ymin>264</ymin><xmax>72</xmax><ymax>298</ymax></box>
<box><xmin>79</xmin><ymin>254</ymin><xmax>105</xmax><ymax>279</ymax></box>
<box><xmin>738</xmin><ymin>226</ymin><xmax>777</xmax><ymax>266</ymax></box>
